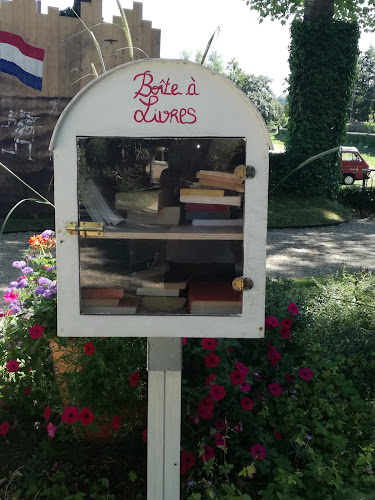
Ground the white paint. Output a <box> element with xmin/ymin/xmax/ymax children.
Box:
<box><xmin>51</xmin><ymin>59</ymin><xmax>270</xmax><ymax>339</ymax></box>
<box><xmin>0</xmin><ymin>42</ymin><xmax>44</xmax><ymax>77</ymax></box>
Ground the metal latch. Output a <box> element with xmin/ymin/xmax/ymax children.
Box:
<box><xmin>66</xmin><ymin>221</ymin><xmax>104</xmax><ymax>237</ymax></box>
<box><xmin>234</xmin><ymin>165</ymin><xmax>256</xmax><ymax>180</ymax></box>
<box><xmin>232</xmin><ymin>277</ymin><xmax>254</xmax><ymax>292</ymax></box>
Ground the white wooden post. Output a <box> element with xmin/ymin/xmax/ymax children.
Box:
<box><xmin>147</xmin><ymin>338</ymin><xmax>182</xmax><ymax>500</ymax></box>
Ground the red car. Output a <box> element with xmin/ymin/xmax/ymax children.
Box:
<box><xmin>340</xmin><ymin>146</ymin><xmax>370</xmax><ymax>185</ymax></box>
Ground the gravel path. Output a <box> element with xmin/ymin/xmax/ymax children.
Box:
<box><xmin>1</xmin><ymin>219</ymin><xmax>375</xmax><ymax>300</ymax></box>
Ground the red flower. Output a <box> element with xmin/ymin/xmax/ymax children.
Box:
<box><xmin>240</xmin><ymin>383</ymin><xmax>251</xmax><ymax>392</ymax></box>
<box><xmin>112</xmin><ymin>415</ymin><xmax>122</xmax><ymax>431</ymax></box>
<box><xmin>6</xmin><ymin>360</ymin><xmax>20</xmax><ymax>372</ymax></box>
<box><xmin>84</xmin><ymin>342</ymin><xmax>95</xmax><ymax>355</ymax></box>
<box><xmin>288</xmin><ymin>302</ymin><xmax>299</xmax><ymax>316</ymax></box>
<box><xmin>197</xmin><ymin>397</ymin><xmax>214</xmax><ymax>419</ymax></box>
<box><xmin>182</xmin><ymin>338</ymin><xmax>187</xmax><ymax>346</ymax></box>
<box><xmin>61</xmin><ymin>406</ymin><xmax>79</xmax><ymax>424</ymax></box>
<box><xmin>268</xmin><ymin>355</ymin><xmax>279</xmax><ymax>367</ymax></box>
<box><xmin>205</xmin><ymin>352</ymin><xmax>220</xmax><ymax>368</ymax></box>
<box><xmin>0</xmin><ymin>421</ymin><xmax>10</xmax><ymax>436</ymax></box>
<box><xmin>266</xmin><ymin>315</ymin><xmax>280</xmax><ymax>328</ymax></box>
<box><xmin>201</xmin><ymin>338</ymin><xmax>219</xmax><ymax>351</ymax></box>
<box><xmin>79</xmin><ymin>407</ymin><xmax>95</xmax><ymax>426</ymax></box>
<box><xmin>24</xmin><ymin>386</ymin><xmax>31</xmax><ymax>396</ymax></box>
<box><xmin>204</xmin><ymin>373</ymin><xmax>217</xmax><ymax>386</ymax></box>
<box><xmin>209</xmin><ymin>384</ymin><xmax>226</xmax><ymax>402</ymax></box>
<box><xmin>46</xmin><ymin>422</ymin><xmax>57</xmax><ymax>438</ymax></box>
<box><xmin>28</xmin><ymin>324</ymin><xmax>44</xmax><ymax>339</ymax></box>
<box><xmin>250</xmin><ymin>443</ymin><xmax>266</xmax><ymax>460</ymax></box>
<box><xmin>230</xmin><ymin>369</ymin><xmax>246</xmax><ymax>386</ymax></box>
<box><xmin>44</xmin><ymin>406</ymin><xmax>51</xmax><ymax>421</ymax></box>
<box><xmin>215</xmin><ymin>419</ymin><xmax>227</xmax><ymax>430</ymax></box>
<box><xmin>240</xmin><ymin>396</ymin><xmax>254</xmax><ymax>410</ymax></box>
<box><xmin>280</xmin><ymin>327</ymin><xmax>291</xmax><ymax>339</ymax></box>
<box><xmin>285</xmin><ymin>373</ymin><xmax>292</xmax><ymax>384</ymax></box>
<box><xmin>201</xmin><ymin>445</ymin><xmax>215</xmax><ymax>462</ymax></box>
<box><xmin>129</xmin><ymin>372</ymin><xmax>140</xmax><ymax>387</ymax></box>
<box><xmin>274</xmin><ymin>430</ymin><xmax>282</xmax><ymax>441</ymax></box>
<box><xmin>281</xmin><ymin>318</ymin><xmax>292</xmax><ymax>329</ymax></box>
<box><xmin>181</xmin><ymin>451</ymin><xmax>195</xmax><ymax>474</ymax></box>
<box><xmin>267</xmin><ymin>345</ymin><xmax>281</xmax><ymax>359</ymax></box>
<box><xmin>268</xmin><ymin>382</ymin><xmax>283</xmax><ymax>396</ymax></box>
<box><xmin>215</xmin><ymin>432</ymin><xmax>227</xmax><ymax>447</ymax></box>
<box><xmin>142</xmin><ymin>428</ymin><xmax>147</xmax><ymax>443</ymax></box>
<box><xmin>235</xmin><ymin>361</ymin><xmax>249</xmax><ymax>375</ymax></box>
<box><xmin>299</xmin><ymin>367</ymin><xmax>313</xmax><ymax>381</ymax></box>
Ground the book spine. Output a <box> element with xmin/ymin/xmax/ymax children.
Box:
<box><xmin>80</xmin><ymin>288</ymin><xmax>124</xmax><ymax>300</ymax></box>
<box><xmin>180</xmin><ymin>195</ymin><xmax>241</xmax><ymax>207</ymax></box>
<box><xmin>185</xmin><ymin>203</ymin><xmax>230</xmax><ymax>212</ymax></box>
<box><xmin>180</xmin><ymin>188</ymin><xmax>224</xmax><ymax>197</ymax></box>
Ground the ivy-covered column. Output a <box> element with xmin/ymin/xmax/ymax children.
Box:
<box><xmin>286</xmin><ymin>20</ymin><xmax>359</xmax><ymax>198</ymax></box>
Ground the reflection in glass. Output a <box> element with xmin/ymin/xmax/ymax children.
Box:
<box><xmin>77</xmin><ymin>138</ymin><xmax>246</xmax><ymax>316</ymax></box>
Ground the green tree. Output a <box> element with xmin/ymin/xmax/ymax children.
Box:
<box><xmin>351</xmin><ymin>46</ymin><xmax>375</xmax><ymax>122</ymax></box>
<box><xmin>227</xmin><ymin>59</ymin><xmax>285</xmax><ymax>127</ymax></box>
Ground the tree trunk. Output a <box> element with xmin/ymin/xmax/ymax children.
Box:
<box><xmin>304</xmin><ymin>0</ymin><xmax>334</xmax><ymax>20</ymax></box>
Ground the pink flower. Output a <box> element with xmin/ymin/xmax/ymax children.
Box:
<box><xmin>299</xmin><ymin>367</ymin><xmax>313</xmax><ymax>381</ymax></box>
<box><xmin>215</xmin><ymin>432</ymin><xmax>227</xmax><ymax>447</ymax></box>
<box><xmin>111</xmin><ymin>415</ymin><xmax>122</xmax><ymax>431</ymax></box>
<box><xmin>84</xmin><ymin>342</ymin><xmax>95</xmax><ymax>355</ymax></box>
<box><xmin>6</xmin><ymin>360</ymin><xmax>20</xmax><ymax>372</ymax></box>
<box><xmin>46</xmin><ymin>422</ymin><xmax>57</xmax><ymax>438</ymax></box>
<box><xmin>268</xmin><ymin>382</ymin><xmax>283</xmax><ymax>396</ymax></box>
<box><xmin>204</xmin><ymin>373</ymin><xmax>217</xmax><ymax>386</ymax></box>
<box><xmin>181</xmin><ymin>451</ymin><xmax>195</xmax><ymax>474</ymax></box>
<box><xmin>61</xmin><ymin>406</ymin><xmax>79</xmax><ymax>425</ymax></box>
<box><xmin>235</xmin><ymin>361</ymin><xmax>249</xmax><ymax>375</ymax></box>
<box><xmin>44</xmin><ymin>406</ymin><xmax>51</xmax><ymax>421</ymax></box>
<box><xmin>250</xmin><ymin>443</ymin><xmax>266</xmax><ymax>460</ymax></box>
<box><xmin>129</xmin><ymin>372</ymin><xmax>140</xmax><ymax>387</ymax></box>
<box><xmin>201</xmin><ymin>338</ymin><xmax>219</xmax><ymax>351</ymax></box>
<box><xmin>281</xmin><ymin>318</ymin><xmax>292</xmax><ymax>329</ymax></box>
<box><xmin>205</xmin><ymin>353</ymin><xmax>220</xmax><ymax>368</ymax></box>
<box><xmin>230</xmin><ymin>369</ymin><xmax>246</xmax><ymax>386</ymax></box>
<box><xmin>274</xmin><ymin>430</ymin><xmax>281</xmax><ymax>441</ymax></box>
<box><xmin>182</xmin><ymin>338</ymin><xmax>187</xmax><ymax>346</ymax></box>
<box><xmin>0</xmin><ymin>421</ymin><xmax>10</xmax><ymax>436</ymax></box>
<box><xmin>240</xmin><ymin>396</ymin><xmax>254</xmax><ymax>410</ymax></box>
<box><xmin>288</xmin><ymin>302</ymin><xmax>299</xmax><ymax>316</ymax></box>
<box><xmin>280</xmin><ymin>327</ymin><xmax>291</xmax><ymax>339</ymax></box>
<box><xmin>28</xmin><ymin>324</ymin><xmax>44</xmax><ymax>339</ymax></box>
<box><xmin>201</xmin><ymin>445</ymin><xmax>215</xmax><ymax>462</ymax></box>
<box><xmin>240</xmin><ymin>383</ymin><xmax>251</xmax><ymax>393</ymax></box>
<box><xmin>209</xmin><ymin>384</ymin><xmax>226</xmax><ymax>402</ymax></box>
<box><xmin>266</xmin><ymin>315</ymin><xmax>280</xmax><ymax>328</ymax></box>
<box><xmin>142</xmin><ymin>428</ymin><xmax>147</xmax><ymax>443</ymax></box>
<box><xmin>197</xmin><ymin>397</ymin><xmax>214</xmax><ymax>419</ymax></box>
<box><xmin>78</xmin><ymin>407</ymin><xmax>95</xmax><ymax>426</ymax></box>
<box><xmin>4</xmin><ymin>291</ymin><xmax>18</xmax><ymax>302</ymax></box>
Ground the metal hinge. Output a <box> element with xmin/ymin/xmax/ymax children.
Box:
<box><xmin>234</xmin><ymin>165</ymin><xmax>256</xmax><ymax>180</ymax></box>
<box><xmin>66</xmin><ymin>221</ymin><xmax>104</xmax><ymax>237</ymax></box>
<box><xmin>232</xmin><ymin>277</ymin><xmax>254</xmax><ymax>292</ymax></box>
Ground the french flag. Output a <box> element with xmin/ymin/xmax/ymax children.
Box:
<box><xmin>0</xmin><ymin>31</ymin><xmax>45</xmax><ymax>91</ymax></box>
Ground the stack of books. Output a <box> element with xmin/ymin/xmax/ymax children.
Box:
<box><xmin>136</xmin><ymin>280</ymin><xmax>188</xmax><ymax>312</ymax></box>
<box><xmin>188</xmin><ymin>281</ymin><xmax>242</xmax><ymax>315</ymax></box>
<box><xmin>80</xmin><ymin>288</ymin><xmax>141</xmax><ymax>314</ymax></box>
<box><xmin>180</xmin><ymin>170</ymin><xmax>244</xmax><ymax>226</ymax></box>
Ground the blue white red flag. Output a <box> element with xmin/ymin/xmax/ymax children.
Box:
<box><xmin>0</xmin><ymin>31</ymin><xmax>45</xmax><ymax>91</ymax></box>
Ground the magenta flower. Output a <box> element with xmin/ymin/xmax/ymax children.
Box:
<box><xmin>214</xmin><ymin>432</ymin><xmax>227</xmax><ymax>447</ymax></box>
<box><xmin>268</xmin><ymin>382</ymin><xmax>283</xmax><ymax>396</ymax></box>
<box><xmin>240</xmin><ymin>396</ymin><xmax>254</xmax><ymax>410</ymax></box>
<box><xmin>299</xmin><ymin>367</ymin><xmax>313</xmax><ymax>381</ymax></box>
<box><xmin>29</xmin><ymin>324</ymin><xmax>44</xmax><ymax>339</ymax></box>
<box><xmin>6</xmin><ymin>360</ymin><xmax>20</xmax><ymax>372</ymax></box>
<box><xmin>250</xmin><ymin>443</ymin><xmax>266</xmax><ymax>460</ymax></box>
<box><xmin>201</xmin><ymin>338</ymin><xmax>219</xmax><ymax>351</ymax></box>
<box><xmin>234</xmin><ymin>421</ymin><xmax>243</xmax><ymax>433</ymax></box>
<box><xmin>0</xmin><ymin>421</ymin><xmax>10</xmax><ymax>436</ymax></box>
<box><xmin>266</xmin><ymin>315</ymin><xmax>280</xmax><ymax>328</ymax></box>
<box><xmin>112</xmin><ymin>415</ymin><xmax>122</xmax><ymax>431</ymax></box>
<box><xmin>235</xmin><ymin>361</ymin><xmax>249</xmax><ymax>375</ymax></box>
<box><xmin>281</xmin><ymin>318</ymin><xmax>292</xmax><ymax>329</ymax></box>
<box><xmin>205</xmin><ymin>353</ymin><xmax>220</xmax><ymax>368</ymax></box>
<box><xmin>4</xmin><ymin>291</ymin><xmax>18</xmax><ymax>302</ymax></box>
<box><xmin>201</xmin><ymin>445</ymin><xmax>215</xmax><ymax>462</ymax></box>
<box><xmin>209</xmin><ymin>384</ymin><xmax>226</xmax><ymax>402</ymax></box>
<box><xmin>46</xmin><ymin>422</ymin><xmax>57</xmax><ymax>438</ymax></box>
<box><xmin>280</xmin><ymin>327</ymin><xmax>291</xmax><ymax>339</ymax></box>
<box><xmin>240</xmin><ymin>383</ymin><xmax>251</xmax><ymax>393</ymax></box>
<box><xmin>230</xmin><ymin>369</ymin><xmax>246</xmax><ymax>386</ymax></box>
<box><xmin>288</xmin><ymin>302</ymin><xmax>299</xmax><ymax>315</ymax></box>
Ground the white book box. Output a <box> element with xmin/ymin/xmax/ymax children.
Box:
<box><xmin>50</xmin><ymin>59</ymin><xmax>271</xmax><ymax>339</ymax></box>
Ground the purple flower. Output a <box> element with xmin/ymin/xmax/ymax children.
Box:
<box><xmin>307</xmin><ymin>435</ymin><xmax>312</xmax><ymax>440</ymax></box>
<box><xmin>34</xmin><ymin>286</ymin><xmax>45</xmax><ymax>295</ymax></box>
<box><xmin>9</xmin><ymin>281</ymin><xmax>18</xmax><ymax>287</ymax></box>
<box><xmin>187</xmin><ymin>481</ymin><xmax>194</xmax><ymax>487</ymax></box>
<box><xmin>366</xmin><ymin>465</ymin><xmax>372</xmax><ymax>471</ymax></box>
<box><xmin>46</xmin><ymin>266</ymin><xmax>56</xmax><ymax>271</ymax></box>
<box><xmin>41</xmin><ymin>229</ymin><xmax>53</xmax><ymax>238</ymax></box>
<box><xmin>38</xmin><ymin>277</ymin><xmax>51</xmax><ymax>286</ymax></box>
<box><xmin>291</xmin><ymin>394</ymin><xmax>296</xmax><ymax>399</ymax></box>
<box><xmin>23</xmin><ymin>267</ymin><xmax>34</xmax><ymax>274</ymax></box>
<box><xmin>25</xmin><ymin>255</ymin><xmax>33</xmax><ymax>262</ymax></box>
<box><xmin>12</xmin><ymin>260</ymin><xmax>26</xmax><ymax>269</ymax></box>
<box><xmin>42</xmin><ymin>290</ymin><xmax>54</xmax><ymax>299</ymax></box>
<box><xmin>11</xmin><ymin>305</ymin><xmax>21</xmax><ymax>314</ymax></box>
<box><xmin>49</xmin><ymin>284</ymin><xmax>57</xmax><ymax>294</ymax></box>
<box><xmin>16</xmin><ymin>279</ymin><xmax>28</xmax><ymax>289</ymax></box>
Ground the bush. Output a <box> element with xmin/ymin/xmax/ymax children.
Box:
<box><xmin>338</xmin><ymin>185</ymin><xmax>375</xmax><ymax>214</ymax></box>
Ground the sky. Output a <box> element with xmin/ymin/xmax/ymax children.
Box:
<box><xmin>41</xmin><ymin>0</ymin><xmax>374</xmax><ymax>97</ymax></box>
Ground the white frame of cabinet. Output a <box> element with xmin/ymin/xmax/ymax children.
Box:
<box><xmin>50</xmin><ymin>59</ymin><xmax>271</xmax><ymax>339</ymax></box>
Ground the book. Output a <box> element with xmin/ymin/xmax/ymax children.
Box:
<box><xmin>163</xmin><ymin>280</ymin><xmax>189</xmax><ymax>289</ymax></box>
<box><xmin>185</xmin><ymin>211</ymin><xmax>230</xmax><ymax>220</ymax></box>
<box><xmin>192</xmin><ymin>219</ymin><xmax>244</xmax><ymax>227</ymax></box>
<box><xmin>81</xmin><ymin>296</ymin><xmax>141</xmax><ymax>315</ymax></box>
<box><xmin>81</xmin><ymin>288</ymin><xmax>124</xmax><ymax>300</ymax></box>
<box><xmin>156</xmin><ymin>206</ymin><xmax>180</xmax><ymax>225</ymax></box>
<box><xmin>196</xmin><ymin>170</ymin><xmax>244</xmax><ymax>184</ymax></box>
<box><xmin>141</xmin><ymin>296</ymin><xmax>187</xmax><ymax>312</ymax></box>
<box><xmin>180</xmin><ymin>195</ymin><xmax>242</xmax><ymax>207</ymax></box>
<box><xmin>81</xmin><ymin>298</ymin><xmax>120</xmax><ymax>307</ymax></box>
<box><xmin>198</xmin><ymin>178</ymin><xmax>245</xmax><ymax>193</ymax></box>
<box><xmin>136</xmin><ymin>288</ymin><xmax>180</xmax><ymax>297</ymax></box>
<box><xmin>180</xmin><ymin>188</ymin><xmax>224</xmax><ymax>197</ymax></box>
<box><xmin>185</xmin><ymin>203</ymin><xmax>230</xmax><ymax>212</ymax></box>
<box><xmin>188</xmin><ymin>281</ymin><xmax>242</xmax><ymax>315</ymax></box>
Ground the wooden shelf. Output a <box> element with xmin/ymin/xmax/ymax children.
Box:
<box><xmin>85</xmin><ymin>223</ymin><xmax>243</xmax><ymax>240</ymax></box>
